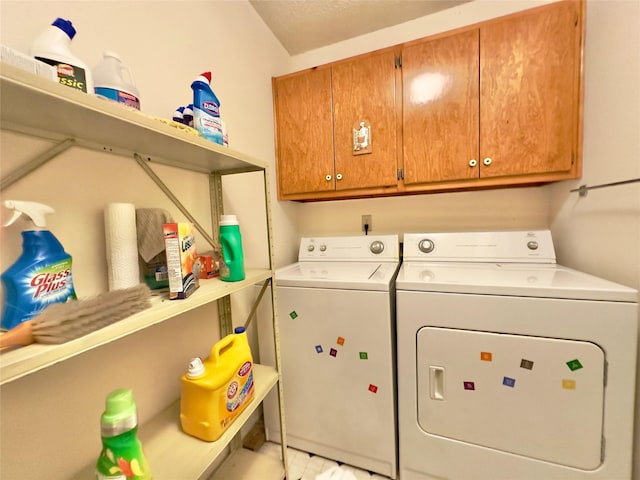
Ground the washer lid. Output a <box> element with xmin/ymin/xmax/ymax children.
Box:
<box><xmin>275</xmin><ymin>261</ymin><xmax>399</xmax><ymax>291</ymax></box>
<box><xmin>397</xmin><ymin>262</ymin><xmax>638</xmax><ymax>302</ymax></box>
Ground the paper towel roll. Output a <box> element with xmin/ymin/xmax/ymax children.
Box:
<box><xmin>105</xmin><ymin>203</ymin><xmax>140</xmax><ymax>290</ymax></box>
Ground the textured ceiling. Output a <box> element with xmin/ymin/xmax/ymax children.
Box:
<box><xmin>249</xmin><ymin>0</ymin><xmax>471</xmax><ymax>55</ymax></box>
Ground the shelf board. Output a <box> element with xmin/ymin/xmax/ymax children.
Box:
<box><xmin>71</xmin><ymin>364</ymin><xmax>280</xmax><ymax>480</ymax></box>
<box><xmin>0</xmin><ymin>63</ymin><xmax>266</xmax><ymax>174</ymax></box>
<box><xmin>208</xmin><ymin>447</ymin><xmax>285</xmax><ymax>480</ymax></box>
<box><xmin>0</xmin><ymin>269</ymin><xmax>272</xmax><ymax>385</ymax></box>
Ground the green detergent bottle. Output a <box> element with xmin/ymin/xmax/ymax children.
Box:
<box><xmin>219</xmin><ymin>215</ymin><xmax>245</xmax><ymax>282</ymax></box>
<box><xmin>96</xmin><ymin>389</ymin><xmax>152</xmax><ymax>480</ymax></box>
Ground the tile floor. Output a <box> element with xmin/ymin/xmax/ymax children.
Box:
<box><xmin>258</xmin><ymin>441</ymin><xmax>391</xmax><ymax>480</ymax></box>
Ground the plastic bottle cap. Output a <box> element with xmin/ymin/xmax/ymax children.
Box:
<box><xmin>220</xmin><ymin>215</ymin><xmax>239</xmax><ymax>226</ymax></box>
<box><xmin>51</xmin><ymin>18</ymin><xmax>76</xmax><ymax>40</ymax></box>
<box><xmin>100</xmin><ymin>388</ymin><xmax>138</xmax><ymax>437</ymax></box>
<box><xmin>187</xmin><ymin>357</ymin><xmax>205</xmax><ymax>378</ymax></box>
<box><xmin>234</xmin><ymin>326</ymin><xmax>246</xmax><ymax>334</ymax></box>
<box><xmin>194</xmin><ymin>71</ymin><xmax>212</xmax><ymax>85</ymax></box>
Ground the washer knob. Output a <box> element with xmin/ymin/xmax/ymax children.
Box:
<box><xmin>527</xmin><ymin>241</ymin><xmax>539</xmax><ymax>250</ymax></box>
<box><xmin>307</xmin><ymin>244</ymin><xmax>315</xmax><ymax>252</ymax></box>
<box><xmin>418</xmin><ymin>239</ymin><xmax>435</xmax><ymax>254</ymax></box>
<box><xmin>370</xmin><ymin>240</ymin><xmax>385</xmax><ymax>255</ymax></box>
<box><xmin>319</xmin><ymin>244</ymin><xmax>327</xmax><ymax>252</ymax></box>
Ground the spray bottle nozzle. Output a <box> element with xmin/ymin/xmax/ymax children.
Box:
<box><xmin>3</xmin><ymin>200</ymin><xmax>55</xmax><ymax>228</ymax></box>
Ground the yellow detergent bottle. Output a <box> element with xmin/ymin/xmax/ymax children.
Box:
<box><xmin>180</xmin><ymin>326</ymin><xmax>255</xmax><ymax>441</ymax></box>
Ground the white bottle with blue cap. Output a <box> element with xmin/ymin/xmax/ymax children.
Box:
<box><xmin>30</xmin><ymin>17</ymin><xmax>94</xmax><ymax>93</ymax></box>
<box><xmin>93</xmin><ymin>51</ymin><xmax>141</xmax><ymax>110</ymax></box>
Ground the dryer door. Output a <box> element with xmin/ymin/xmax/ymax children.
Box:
<box><xmin>417</xmin><ymin>327</ymin><xmax>605</xmax><ymax>469</ymax></box>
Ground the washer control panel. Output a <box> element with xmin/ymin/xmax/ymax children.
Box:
<box><xmin>299</xmin><ymin>235</ymin><xmax>399</xmax><ymax>262</ymax></box>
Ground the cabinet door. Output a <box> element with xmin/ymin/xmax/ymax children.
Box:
<box><xmin>332</xmin><ymin>50</ymin><xmax>398</xmax><ymax>191</ymax></box>
<box><xmin>274</xmin><ymin>68</ymin><xmax>335</xmax><ymax>197</ymax></box>
<box><xmin>480</xmin><ymin>1</ymin><xmax>582</xmax><ymax>178</ymax></box>
<box><xmin>402</xmin><ymin>30</ymin><xmax>480</xmax><ymax>185</ymax></box>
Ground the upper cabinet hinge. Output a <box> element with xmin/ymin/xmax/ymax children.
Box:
<box><xmin>397</xmin><ymin>168</ymin><xmax>404</xmax><ymax>180</ymax></box>
<box><xmin>395</xmin><ymin>54</ymin><xmax>402</xmax><ymax>69</ymax></box>
<box><xmin>571</xmin><ymin>150</ymin><xmax>575</xmax><ymax>165</ymax></box>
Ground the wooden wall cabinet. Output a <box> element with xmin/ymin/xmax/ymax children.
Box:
<box><xmin>274</xmin><ymin>49</ymin><xmax>400</xmax><ymax>201</ymax></box>
<box><xmin>403</xmin><ymin>0</ymin><xmax>583</xmax><ymax>190</ymax></box>
<box><xmin>274</xmin><ymin>0</ymin><xmax>585</xmax><ymax>201</ymax></box>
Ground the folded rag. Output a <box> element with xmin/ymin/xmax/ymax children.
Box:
<box><xmin>135</xmin><ymin>208</ymin><xmax>174</xmax><ymax>262</ymax></box>
<box><xmin>315</xmin><ymin>466</ymin><xmax>358</xmax><ymax>480</ymax></box>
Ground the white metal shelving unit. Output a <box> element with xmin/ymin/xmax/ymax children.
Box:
<box><xmin>0</xmin><ymin>63</ymin><xmax>288</xmax><ymax>479</ymax></box>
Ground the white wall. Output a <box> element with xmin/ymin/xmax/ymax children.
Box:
<box><xmin>0</xmin><ymin>1</ymin><xmax>291</xmax><ymax>478</ymax></box>
<box><xmin>548</xmin><ymin>1</ymin><xmax>640</xmax><ymax>478</ymax></box>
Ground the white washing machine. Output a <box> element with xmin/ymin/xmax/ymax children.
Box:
<box><xmin>396</xmin><ymin>230</ymin><xmax>638</xmax><ymax>480</ymax></box>
<box><xmin>257</xmin><ymin>235</ymin><xmax>400</xmax><ymax>478</ymax></box>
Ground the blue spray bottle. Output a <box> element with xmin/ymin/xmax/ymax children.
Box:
<box><xmin>1</xmin><ymin>200</ymin><xmax>77</xmax><ymax>330</ymax></box>
<box><xmin>191</xmin><ymin>71</ymin><xmax>224</xmax><ymax>145</ymax></box>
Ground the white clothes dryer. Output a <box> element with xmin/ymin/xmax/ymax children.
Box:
<box><xmin>257</xmin><ymin>235</ymin><xmax>400</xmax><ymax>478</ymax></box>
<box><xmin>396</xmin><ymin>230</ymin><xmax>638</xmax><ymax>480</ymax></box>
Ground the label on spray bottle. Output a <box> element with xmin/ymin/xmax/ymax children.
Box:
<box><xmin>30</xmin><ymin>261</ymin><xmax>74</xmax><ymax>302</ymax></box>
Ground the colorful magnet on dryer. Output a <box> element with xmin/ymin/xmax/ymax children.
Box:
<box><xmin>463</xmin><ymin>381</ymin><xmax>475</xmax><ymax>391</ymax></box>
<box><xmin>368</xmin><ymin>384</ymin><xmax>378</xmax><ymax>394</ymax></box>
<box><xmin>330</xmin><ymin>348</ymin><xmax>338</xmax><ymax>357</ymax></box>
<box><xmin>520</xmin><ymin>359</ymin><xmax>534</xmax><ymax>370</ymax></box>
<box><xmin>315</xmin><ymin>345</ymin><xmax>323</xmax><ymax>354</ymax></box>
<box><xmin>289</xmin><ymin>311</ymin><xmax>298</xmax><ymax>320</ymax></box>
<box><xmin>359</xmin><ymin>352</ymin><xmax>368</xmax><ymax>360</ymax></box>
<box><xmin>566</xmin><ymin>359</ymin><xmax>583</xmax><ymax>371</ymax></box>
<box><xmin>502</xmin><ymin>376</ymin><xmax>516</xmax><ymax>388</ymax></box>
<box><xmin>337</xmin><ymin>336</ymin><xmax>345</xmax><ymax>346</ymax></box>
<box><xmin>562</xmin><ymin>379</ymin><xmax>576</xmax><ymax>390</ymax></box>
<box><xmin>480</xmin><ymin>352</ymin><xmax>493</xmax><ymax>361</ymax></box>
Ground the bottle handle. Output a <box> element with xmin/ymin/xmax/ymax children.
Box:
<box><xmin>119</xmin><ymin>64</ymin><xmax>136</xmax><ymax>88</ymax></box>
<box><xmin>210</xmin><ymin>334</ymin><xmax>236</xmax><ymax>364</ymax></box>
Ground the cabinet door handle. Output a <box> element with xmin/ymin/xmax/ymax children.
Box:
<box><xmin>469</xmin><ymin>159</ymin><xmax>478</xmax><ymax>167</ymax></box>
<box><xmin>325</xmin><ymin>174</ymin><xmax>332</xmax><ymax>181</ymax></box>
<box><xmin>483</xmin><ymin>157</ymin><xmax>492</xmax><ymax>166</ymax></box>
<box><xmin>336</xmin><ymin>173</ymin><xmax>343</xmax><ymax>181</ymax></box>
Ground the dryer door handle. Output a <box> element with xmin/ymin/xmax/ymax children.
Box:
<box><xmin>429</xmin><ymin>366</ymin><xmax>446</xmax><ymax>400</ymax></box>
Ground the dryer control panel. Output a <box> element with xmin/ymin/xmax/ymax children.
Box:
<box><xmin>403</xmin><ymin>230</ymin><xmax>556</xmax><ymax>263</ymax></box>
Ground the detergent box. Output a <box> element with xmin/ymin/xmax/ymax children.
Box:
<box><xmin>163</xmin><ymin>222</ymin><xmax>199</xmax><ymax>299</ymax></box>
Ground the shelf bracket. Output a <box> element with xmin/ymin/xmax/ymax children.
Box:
<box><xmin>0</xmin><ymin>138</ymin><xmax>75</xmax><ymax>191</ymax></box>
<box><xmin>133</xmin><ymin>153</ymin><xmax>218</xmax><ymax>250</ymax></box>
<box><xmin>244</xmin><ymin>277</ymin><xmax>272</xmax><ymax>330</ymax></box>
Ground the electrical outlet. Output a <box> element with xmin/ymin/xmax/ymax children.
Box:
<box><xmin>361</xmin><ymin>214</ymin><xmax>372</xmax><ymax>232</ymax></box>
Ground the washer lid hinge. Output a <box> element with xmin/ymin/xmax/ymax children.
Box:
<box><xmin>397</xmin><ymin>168</ymin><xmax>404</xmax><ymax>180</ymax></box>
